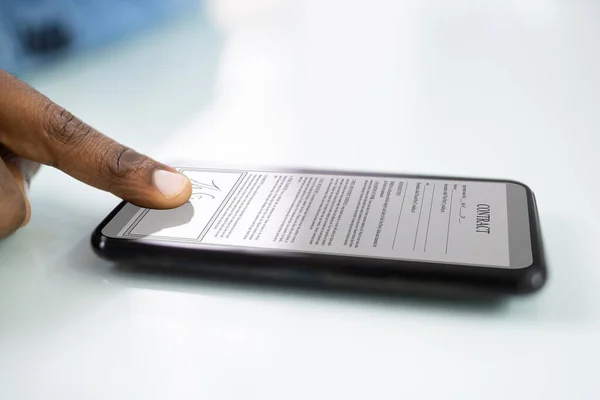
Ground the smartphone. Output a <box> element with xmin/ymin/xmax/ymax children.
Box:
<box><xmin>92</xmin><ymin>166</ymin><xmax>547</xmax><ymax>297</ymax></box>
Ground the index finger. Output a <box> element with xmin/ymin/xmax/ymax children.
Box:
<box><xmin>0</xmin><ymin>69</ymin><xmax>191</xmax><ymax>209</ymax></box>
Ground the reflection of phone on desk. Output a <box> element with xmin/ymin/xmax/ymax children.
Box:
<box><xmin>92</xmin><ymin>166</ymin><xmax>547</xmax><ymax>297</ymax></box>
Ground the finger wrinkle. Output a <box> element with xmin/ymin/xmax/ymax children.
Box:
<box><xmin>115</xmin><ymin>147</ymin><xmax>130</xmax><ymax>174</ymax></box>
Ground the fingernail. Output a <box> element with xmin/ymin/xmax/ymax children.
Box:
<box><xmin>153</xmin><ymin>170</ymin><xmax>189</xmax><ymax>198</ymax></box>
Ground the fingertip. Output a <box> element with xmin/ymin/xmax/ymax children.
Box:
<box><xmin>153</xmin><ymin>169</ymin><xmax>192</xmax><ymax>206</ymax></box>
<box><xmin>102</xmin><ymin>164</ymin><xmax>192</xmax><ymax>210</ymax></box>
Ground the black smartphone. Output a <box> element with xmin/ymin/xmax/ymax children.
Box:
<box><xmin>92</xmin><ymin>166</ymin><xmax>547</xmax><ymax>297</ymax></box>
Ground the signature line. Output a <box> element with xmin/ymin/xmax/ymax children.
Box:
<box><xmin>392</xmin><ymin>181</ymin><xmax>408</xmax><ymax>250</ymax></box>
<box><xmin>445</xmin><ymin>186</ymin><xmax>455</xmax><ymax>254</ymax></box>
<box><xmin>424</xmin><ymin>183</ymin><xmax>436</xmax><ymax>252</ymax></box>
<box><xmin>413</xmin><ymin>183</ymin><xmax>427</xmax><ymax>251</ymax></box>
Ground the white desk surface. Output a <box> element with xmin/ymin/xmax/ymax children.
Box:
<box><xmin>1</xmin><ymin>1</ymin><xmax>599</xmax><ymax>398</ymax></box>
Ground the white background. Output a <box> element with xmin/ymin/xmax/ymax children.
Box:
<box><xmin>1</xmin><ymin>0</ymin><xmax>599</xmax><ymax>399</ymax></box>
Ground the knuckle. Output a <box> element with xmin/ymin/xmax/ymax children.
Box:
<box><xmin>42</xmin><ymin>103</ymin><xmax>95</xmax><ymax>147</ymax></box>
<box><xmin>105</xmin><ymin>146</ymin><xmax>153</xmax><ymax>181</ymax></box>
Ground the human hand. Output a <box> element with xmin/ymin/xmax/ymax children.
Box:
<box><xmin>0</xmin><ymin>69</ymin><xmax>192</xmax><ymax>238</ymax></box>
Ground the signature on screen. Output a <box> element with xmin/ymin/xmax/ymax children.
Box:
<box><xmin>458</xmin><ymin>201</ymin><xmax>467</xmax><ymax>224</ymax></box>
<box><xmin>188</xmin><ymin>179</ymin><xmax>221</xmax><ymax>201</ymax></box>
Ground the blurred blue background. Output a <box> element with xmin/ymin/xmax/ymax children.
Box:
<box><xmin>0</xmin><ymin>0</ymin><xmax>198</xmax><ymax>76</ymax></box>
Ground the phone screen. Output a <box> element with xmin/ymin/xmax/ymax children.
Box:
<box><xmin>102</xmin><ymin>167</ymin><xmax>534</xmax><ymax>269</ymax></box>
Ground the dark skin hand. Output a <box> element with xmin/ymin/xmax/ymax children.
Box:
<box><xmin>0</xmin><ymin>69</ymin><xmax>192</xmax><ymax>238</ymax></box>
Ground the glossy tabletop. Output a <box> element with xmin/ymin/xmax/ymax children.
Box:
<box><xmin>1</xmin><ymin>1</ymin><xmax>599</xmax><ymax>399</ymax></box>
